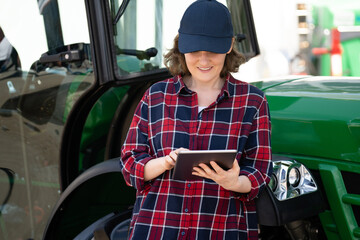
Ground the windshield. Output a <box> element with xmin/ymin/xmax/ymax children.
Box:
<box><xmin>111</xmin><ymin>0</ymin><xmax>258</xmax><ymax>78</ymax></box>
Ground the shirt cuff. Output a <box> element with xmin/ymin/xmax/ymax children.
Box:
<box><xmin>235</xmin><ymin>167</ymin><xmax>266</xmax><ymax>201</ymax></box>
<box><xmin>130</xmin><ymin>156</ymin><xmax>154</xmax><ymax>193</ymax></box>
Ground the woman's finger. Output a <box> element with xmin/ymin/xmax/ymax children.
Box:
<box><xmin>177</xmin><ymin>147</ymin><xmax>189</xmax><ymax>152</ymax></box>
<box><xmin>168</xmin><ymin>151</ymin><xmax>177</xmax><ymax>162</ymax></box>
<box><xmin>232</xmin><ymin>159</ymin><xmax>240</xmax><ymax>169</ymax></box>
<box><xmin>209</xmin><ymin>161</ymin><xmax>224</xmax><ymax>174</ymax></box>
<box><xmin>170</xmin><ymin>148</ymin><xmax>190</xmax><ymax>161</ymax></box>
<box><xmin>198</xmin><ymin>163</ymin><xmax>214</xmax><ymax>174</ymax></box>
<box><xmin>165</xmin><ymin>155</ymin><xmax>175</xmax><ymax>166</ymax></box>
<box><xmin>192</xmin><ymin>166</ymin><xmax>205</xmax><ymax>175</ymax></box>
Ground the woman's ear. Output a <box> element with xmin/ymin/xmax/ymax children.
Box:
<box><xmin>227</xmin><ymin>37</ymin><xmax>235</xmax><ymax>54</ymax></box>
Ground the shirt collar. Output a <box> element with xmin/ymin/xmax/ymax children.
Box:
<box><xmin>174</xmin><ymin>75</ymin><xmax>193</xmax><ymax>95</ymax></box>
<box><xmin>174</xmin><ymin>74</ymin><xmax>235</xmax><ymax>98</ymax></box>
<box><xmin>221</xmin><ymin>74</ymin><xmax>233</xmax><ymax>98</ymax></box>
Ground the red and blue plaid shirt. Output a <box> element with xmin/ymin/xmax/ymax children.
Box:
<box><xmin>120</xmin><ymin>74</ymin><xmax>272</xmax><ymax>239</ymax></box>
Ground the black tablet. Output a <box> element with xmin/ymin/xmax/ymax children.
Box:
<box><xmin>172</xmin><ymin>150</ymin><xmax>237</xmax><ymax>181</ymax></box>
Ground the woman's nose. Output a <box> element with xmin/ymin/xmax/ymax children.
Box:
<box><xmin>198</xmin><ymin>51</ymin><xmax>210</xmax><ymax>64</ymax></box>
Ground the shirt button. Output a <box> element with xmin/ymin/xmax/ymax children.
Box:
<box><xmin>187</xmin><ymin>183</ymin><xmax>191</xmax><ymax>188</ymax></box>
<box><xmin>185</xmin><ymin>208</ymin><xmax>188</xmax><ymax>212</ymax></box>
<box><xmin>181</xmin><ymin>231</ymin><xmax>186</xmax><ymax>236</ymax></box>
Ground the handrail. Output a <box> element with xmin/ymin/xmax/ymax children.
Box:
<box><xmin>353</xmin><ymin>227</ymin><xmax>360</xmax><ymax>238</ymax></box>
<box><xmin>342</xmin><ymin>194</ymin><xmax>360</xmax><ymax>206</ymax></box>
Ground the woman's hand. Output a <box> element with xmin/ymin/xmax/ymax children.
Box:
<box><xmin>162</xmin><ymin>148</ymin><xmax>188</xmax><ymax>170</ymax></box>
<box><xmin>144</xmin><ymin>147</ymin><xmax>188</xmax><ymax>181</ymax></box>
<box><xmin>192</xmin><ymin>159</ymin><xmax>251</xmax><ymax>193</ymax></box>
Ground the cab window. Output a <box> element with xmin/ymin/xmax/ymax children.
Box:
<box><xmin>111</xmin><ymin>0</ymin><xmax>259</xmax><ymax>78</ymax></box>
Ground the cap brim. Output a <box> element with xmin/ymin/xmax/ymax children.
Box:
<box><xmin>178</xmin><ymin>33</ymin><xmax>232</xmax><ymax>54</ymax></box>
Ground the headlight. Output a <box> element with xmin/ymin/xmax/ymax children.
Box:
<box><xmin>270</xmin><ymin>158</ymin><xmax>317</xmax><ymax>201</ymax></box>
<box><xmin>288</xmin><ymin>167</ymin><xmax>300</xmax><ymax>187</ymax></box>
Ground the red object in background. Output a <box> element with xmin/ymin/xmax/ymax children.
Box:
<box><xmin>330</xmin><ymin>28</ymin><xmax>342</xmax><ymax>55</ymax></box>
<box><xmin>311</xmin><ymin>28</ymin><xmax>343</xmax><ymax>76</ymax></box>
<box><xmin>312</xmin><ymin>47</ymin><xmax>328</xmax><ymax>55</ymax></box>
<box><xmin>330</xmin><ymin>28</ymin><xmax>343</xmax><ymax>76</ymax></box>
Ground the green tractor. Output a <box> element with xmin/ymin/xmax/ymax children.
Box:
<box><xmin>0</xmin><ymin>0</ymin><xmax>359</xmax><ymax>239</ymax></box>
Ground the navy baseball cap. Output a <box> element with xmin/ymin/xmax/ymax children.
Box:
<box><xmin>178</xmin><ymin>0</ymin><xmax>234</xmax><ymax>54</ymax></box>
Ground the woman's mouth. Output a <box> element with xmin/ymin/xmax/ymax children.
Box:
<box><xmin>198</xmin><ymin>67</ymin><xmax>212</xmax><ymax>71</ymax></box>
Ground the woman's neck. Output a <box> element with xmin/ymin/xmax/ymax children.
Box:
<box><xmin>183</xmin><ymin>76</ymin><xmax>225</xmax><ymax>107</ymax></box>
<box><xmin>183</xmin><ymin>76</ymin><xmax>224</xmax><ymax>92</ymax></box>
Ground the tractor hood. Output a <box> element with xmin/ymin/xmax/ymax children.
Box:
<box><xmin>253</xmin><ymin>76</ymin><xmax>360</xmax><ymax>163</ymax></box>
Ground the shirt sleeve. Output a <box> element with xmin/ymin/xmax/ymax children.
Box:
<box><xmin>119</xmin><ymin>90</ymin><xmax>154</xmax><ymax>193</ymax></box>
<box><xmin>238</xmin><ymin>95</ymin><xmax>273</xmax><ymax>201</ymax></box>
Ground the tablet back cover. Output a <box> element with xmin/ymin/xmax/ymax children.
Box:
<box><xmin>172</xmin><ymin>150</ymin><xmax>237</xmax><ymax>181</ymax></box>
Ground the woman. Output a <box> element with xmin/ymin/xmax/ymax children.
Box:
<box><xmin>120</xmin><ymin>0</ymin><xmax>272</xmax><ymax>239</ymax></box>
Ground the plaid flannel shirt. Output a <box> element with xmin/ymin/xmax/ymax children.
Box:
<box><xmin>120</xmin><ymin>74</ymin><xmax>272</xmax><ymax>239</ymax></box>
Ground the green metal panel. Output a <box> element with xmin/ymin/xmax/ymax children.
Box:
<box><xmin>319</xmin><ymin>55</ymin><xmax>331</xmax><ymax>76</ymax></box>
<box><xmin>312</xmin><ymin>6</ymin><xmax>334</xmax><ymax>29</ymax></box>
<box><xmin>342</xmin><ymin>39</ymin><xmax>360</xmax><ymax>77</ymax></box>
<box><xmin>78</xmin><ymin>86</ymin><xmax>130</xmax><ymax>171</ymax></box>
<box><xmin>318</xmin><ymin>164</ymin><xmax>358</xmax><ymax>240</ymax></box>
<box><xmin>264</xmin><ymin>77</ymin><xmax>360</xmax><ymax>163</ymax></box>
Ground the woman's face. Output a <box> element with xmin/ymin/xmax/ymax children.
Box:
<box><xmin>184</xmin><ymin>51</ymin><xmax>226</xmax><ymax>84</ymax></box>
